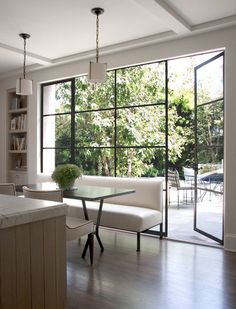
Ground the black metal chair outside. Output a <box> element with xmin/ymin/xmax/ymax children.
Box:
<box><xmin>168</xmin><ymin>170</ymin><xmax>193</xmax><ymax>208</ymax></box>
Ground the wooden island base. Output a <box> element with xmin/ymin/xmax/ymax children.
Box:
<box><xmin>0</xmin><ymin>216</ymin><xmax>66</xmax><ymax>309</ymax></box>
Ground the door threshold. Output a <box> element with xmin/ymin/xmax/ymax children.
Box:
<box><xmin>166</xmin><ymin>236</ymin><xmax>223</xmax><ymax>249</ymax></box>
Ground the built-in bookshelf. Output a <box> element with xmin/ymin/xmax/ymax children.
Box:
<box><xmin>7</xmin><ymin>89</ymin><xmax>28</xmax><ymax>185</ymax></box>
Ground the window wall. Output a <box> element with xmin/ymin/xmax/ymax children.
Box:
<box><xmin>41</xmin><ymin>61</ymin><xmax>168</xmax><ymax>178</ymax></box>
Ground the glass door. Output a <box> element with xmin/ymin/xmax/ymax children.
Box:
<box><xmin>194</xmin><ymin>52</ymin><xmax>224</xmax><ymax>244</ymax></box>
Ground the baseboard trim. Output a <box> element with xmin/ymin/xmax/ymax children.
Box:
<box><xmin>224</xmin><ymin>233</ymin><xmax>236</xmax><ymax>252</ymax></box>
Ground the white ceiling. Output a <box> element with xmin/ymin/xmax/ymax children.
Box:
<box><xmin>0</xmin><ymin>0</ymin><xmax>236</xmax><ymax>78</ymax></box>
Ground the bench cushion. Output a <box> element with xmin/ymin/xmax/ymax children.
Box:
<box><xmin>75</xmin><ymin>176</ymin><xmax>163</xmax><ymax>211</ymax></box>
<box><xmin>66</xmin><ymin>199</ymin><xmax>162</xmax><ymax>232</ymax></box>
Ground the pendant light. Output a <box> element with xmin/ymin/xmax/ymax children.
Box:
<box><xmin>16</xmin><ymin>33</ymin><xmax>33</xmax><ymax>95</ymax></box>
<box><xmin>88</xmin><ymin>8</ymin><xmax>107</xmax><ymax>84</ymax></box>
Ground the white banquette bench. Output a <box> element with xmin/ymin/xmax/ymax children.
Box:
<box><xmin>64</xmin><ymin>176</ymin><xmax>164</xmax><ymax>251</ymax></box>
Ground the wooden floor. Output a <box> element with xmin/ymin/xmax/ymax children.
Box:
<box><xmin>66</xmin><ymin>229</ymin><xmax>236</xmax><ymax>309</ymax></box>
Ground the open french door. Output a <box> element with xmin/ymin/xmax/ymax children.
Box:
<box><xmin>193</xmin><ymin>52</ymin><xmax>224</xmax><ymax>245</ymax></box>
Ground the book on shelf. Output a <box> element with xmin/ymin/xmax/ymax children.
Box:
<box><xmin>12</xmin><ymin>136</ymin><xmax>26</xmax><ymax>151</ymax></box>
<box><xmin>19</xmin><ymin>137</ymin><xmax>25</xmax><ymax>150</ymax></box>
<box><xmin>10</xmin><ymin>114</ymin><xmax>27</xmax><ymax>130</ymax></box>
<box><xmin>10</xmin><ymin>97</ymin><xmax>20</xmax><ymax>110</ymax></box>
<box><xmin>10</xmin><ymin>118</ymin><xmax>16</xmax><ymax>130</ymax></box>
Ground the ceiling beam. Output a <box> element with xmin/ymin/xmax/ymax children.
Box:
<box><xmin>133</xmin><ymin>0</ymin><xmax>191</xmax><ymax>34</ymax></box>
<box><xmin>53</xmin><ymin>31</ymin><xmax>176</xmax><ymax>65</ymax></box>
<box><xmin>0</xmin><ymin>42</ymin><xmax>52</xmax><ymax>65</ymax></box>
<box><xmin>0</xmin><ymin>31</ymin><xmax>177</xmax><ymax>79</ymax></box>
<box><xmin>192</xmin><ymin>15</ymin><xmax>236</xmax><ymax>33</ymax></box>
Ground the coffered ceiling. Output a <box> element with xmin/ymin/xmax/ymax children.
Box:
<box><xmin>0</xmin><ymin>0</ymin><xmax>236</xmax><ymax>78</ymax></box>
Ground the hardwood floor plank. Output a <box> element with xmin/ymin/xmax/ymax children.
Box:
<box><xmin>66</xmin><ymin>229</ymin><xmax>236</xmax><ymax>309</ymax></box>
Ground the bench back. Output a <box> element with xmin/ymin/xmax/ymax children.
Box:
<box><xmin>75</xmin><ymin>176</ymin><xmax>163</xmax><ymax>211</ymax></box>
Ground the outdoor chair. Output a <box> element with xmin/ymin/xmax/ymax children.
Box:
<box><xmin>168</xmin><ymin>170</ymin><xmax>193</xmax><ymax>208</ymax></box>
<box><xmin>22</xmin><ymin>186</ymin><xmax>94</xmax><ymax>264</ymax></box>
<box><xmin>183</xmin><ymin>167</ymin><xmax>195</xmax><ymax>184</ymax></box>
<box><xmin>0</xmin><ymin>183</ymin><xmax>16</xmax><ymax>195</ymax></box>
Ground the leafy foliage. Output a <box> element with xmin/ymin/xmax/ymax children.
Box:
<box><xmin>51</xmin><ymin>164</ymin><xmax>82</xmax><ymax>189</ymax></box>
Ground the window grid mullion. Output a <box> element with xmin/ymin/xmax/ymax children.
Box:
<box><xmin>71</xmin><ymin>78</ymin><xmax>76</xmax><ymax>164</ymax></box>
<box><xmin>114</xmin><ymin>69</ymin><xmax>117</xmax><ymax>177</ymax></box>
<box><xmin>41</xmin><ymin>62</ymin><xmax>168</xmax><ymax>179</ymax></box>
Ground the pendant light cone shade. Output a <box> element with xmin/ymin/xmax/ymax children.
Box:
<box><xmin>89</xmin><ymin>61</ymin><xmax>107</xmax><ymax>83</ymax></box>
<box><xmin>88</xmin><ymin>8</ymin><xmax>107</xmax><ymax>84</ymax></box>
<box><xmin>16</xmin><ymin>78</ymin><xmax>33</xmax><ymax>95</ymax></box>
<box><xmin>16</xmin><ymin>33</ymin><xmax>33</xmax><ymax>95</ymax></box>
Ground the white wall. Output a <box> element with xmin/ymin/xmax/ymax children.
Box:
<box><xmin>1</xmin><ymin>26</ymin><xmax>236</xmax><ymax>250</ymax></box>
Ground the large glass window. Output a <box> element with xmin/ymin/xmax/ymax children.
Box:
<box><xmin>41</xmin><ymin>61</ymin><xmax>167</xmax><ymax>177</ymax></box>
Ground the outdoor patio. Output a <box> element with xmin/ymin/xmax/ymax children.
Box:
<box><xmin>167</xmin><ymin>186</ymin><xmax>223</xmax><ymax>246</ymax></box>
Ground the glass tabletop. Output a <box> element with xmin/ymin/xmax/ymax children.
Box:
<box><xmin>63</xmin><ymin>185</ymin><xmax>135</xmax><ymax>201</ymax></box>
<box><xmin>25</xmin><ymin>182</ymin><xmax>135</xmax><ymax>201</ymax></box>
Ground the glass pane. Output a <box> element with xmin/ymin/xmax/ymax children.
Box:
<box><xmin>75</xmin><ymin>110</ymin><xmax>114</xmax><ymax>147</ymax></box>
<box><xmin>42</xmin><ymin>149</ymin><xmax>55</xmax><ymax>174</ymax></box>
<box><xmin>197</xmin><ymin>101</ymin><xmax>223</xmax><ymax>147</ymax></box>
<box><xmin>195</xmin><ymin>190</ymin><xmax>223</xmax><ymax>241</ymax></box>
<box><xmin>43</xmin><ymin>115</ymin><xmax>71</xmax><ymax>148</ymax></box>
<box><xmin>55</xmin><ymin>148</ymin><xmax>71</xmax><ymax>165</ymax></box>
<box><xmin>116</xmin><ymin>62</ymin><xmax>165</xmax><ymax>107</ymax></box>
<box><xmin>197</xmin><ymin>146</ymin><xmax>223</xmax><ymax>175</ymax></box>
<box><xmin>42</xmin><ymin>148</ymin><xmax>71</xmax><ymax>173</ymax></box>
<box><xmin>43</xmin><ymin>82</ymin><xmax>71</xmax><ymax>114</ymax></box>
<box><xmin>117</xmin><ymin>105</ymin><xmax>165</xmax><ymax>147</ymax></box>
<box><xmin>196</xmin><ymin>145</ymin><xmax>223</xmax><ymax>240</ymax></box>
<box><xmin>116</xmin><ymin>148</ymin><xmax>166</xmax><ymax>177</ymax></box>
<box><xmin>75</xmin><ymin>71</ymin><xmax>115</xmax><ymax>111</ymax></box>
<box><xmin>75</xmin><ymin>148</ymin><xmax>114</xmax><ymax>176</ymax></box>
<box><xmin>197</xmin><ymin>56</ymin><xmax>223</xmax><ymax>105</ymax></box>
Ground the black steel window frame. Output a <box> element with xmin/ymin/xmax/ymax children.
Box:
<box><xmin>41</xmin><ymin>77</ymin><xmax>74</xmax><ymax>172</ymax></box>
<box><xmin>193</xmin><ymin>51</ymin><xmax>224</xmax><ymax>245</ymax></box>
<box><xmin>41</xmin><ymin>61</ymin><xmax>168</xmax><ymax>170</ymax></box>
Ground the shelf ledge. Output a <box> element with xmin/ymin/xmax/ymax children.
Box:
<box><xmin>9</xmin><ymin>150</ymin><xmax>27</xmax><ymax>153</ymax></box>
<box><xmin>9</xmin><ymin>108</ymin><xmax>27</xmax><ymax>114</ymax></box>
<box><xmin>9</xmin><ymin>130</ymin><xmax>27</xmax><ymax>133</ymax></box>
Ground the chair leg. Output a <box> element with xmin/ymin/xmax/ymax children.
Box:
<box><xmin>88</xmin><ymin>233</ymin><xmax>94</xmax><ymax>265</ymax></box>
<box><xmin>137</xmin><ymin>232</ymin><xmax>140</xmax><ymax>252</ymax></box>
<box><xmin>95</xmin><ymin>227</ymin><xmax>104</xmax><ymax>252</ymax></box>
<box><xmin>82</xmin><ymin>236</ymin><xmax>89</xmax><ymax>259</ymax></box>
<box><xmin>177</xmin><ymin>191</ymin><xmax>179</xmax><ymax>209</ymax></box>
<box><xmin>168</xmin><ymin>187</ymin><xmax>170</xmax><ymax>206</ymax></box>
<box><xmin>82</xmin><ymin>234</ymin><xmax>94</xmax><ymax>264</ymax></box>
<box><xmin>160</xmin><ymin>223</ymin><xmax>163</xmax><ymax>239</ymax></box>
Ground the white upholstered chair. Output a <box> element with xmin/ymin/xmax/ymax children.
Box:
<box><xmin>22</xmin><ymin>186</ymin><xmax>94</xmax><ymax>264</ymax></box>
<box><xmin>0</xmin><ymin>183</ymin><xmax>16</xmax><ymax>195</ymax></box>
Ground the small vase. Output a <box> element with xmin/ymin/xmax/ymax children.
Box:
<box><xmin>59</xmin><ymin>180</ymin><xmax>76</xmax><ymax>191</ymax></box>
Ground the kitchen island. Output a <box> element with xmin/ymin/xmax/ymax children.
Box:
<box><xmin>0</xmin><ymin>194</ymin><xmax>67</xmax><ymax>309</ymax></box>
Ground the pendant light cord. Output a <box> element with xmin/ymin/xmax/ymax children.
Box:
<box><xmin>23</xmin><ymin>37</ymin><xmax>26</xmax><ymax>79</ymax></box>
<box><xmin>96</xmin><ymin>12</ymin><xmax>99</xmax><ymax>63</ymax></box>
<box><xmin>19</xmin><ymin>33</ymin><xmax>30</xmax><ymax>79</ymax></box>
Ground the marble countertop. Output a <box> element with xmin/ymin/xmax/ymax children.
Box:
<box><xmin>0</xmin><ymin>194</ymin><xmax>67</xmax><ymax>229</ymax></box>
